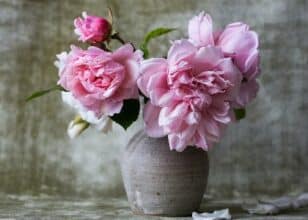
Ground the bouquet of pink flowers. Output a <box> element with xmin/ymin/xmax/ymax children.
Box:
<box><xmin>28</xmin><ymin>10</ymin><xmax>260</xmax><ymax>152</ymax></box>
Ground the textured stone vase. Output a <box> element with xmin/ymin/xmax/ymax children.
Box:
<box><xmin>121</xmin><ymin>130</ymin><xmax>209</xmax><ymax>216</ymax></box>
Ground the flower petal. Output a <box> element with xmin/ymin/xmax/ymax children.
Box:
<box><xmin>158</xmin><ymin>102</ymin><xmax>189</xmax><ymax>127</ymax></box>
<box><xmin>112</xmin><ymin>44</ymin><xmax>134</xmax><ymax>62</ymax></box>
<box><xmin>167</xmin><ymin>40</ymin><xmax>197</xmax><ymax>65</ymax></box>
<box><xmin>137</xmin><ymin>58</ymin><xmax>168</xmax><ymax>97</ymax></box>
<box><xmin>233</xmin><ymin>79</ymin><xmax>259</xmax><ymax>108</ymax></box>
<box><xmin>188</xmin><ymin>11</ymin><xmax>214</xmax><ymax>47</ymax></box>
<box><xmin>194</xmin><ymin>46</ymin><xmax>224</xmax><ymax>72</ymax></box>
<box><xmin>143</xmin><ymin>102</ymin><xmax>167</xmax><ymax>138</ymax></box>
<box><xmin>168</xmin><ymin>126</ymin><xmax>196</xmax><ymax>152</ymax></box>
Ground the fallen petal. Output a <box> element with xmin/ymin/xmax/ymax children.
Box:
<box><xmin>192</xmin><ymin>209</ymin><xmax>231</xmax><ymax>220</ymax></box>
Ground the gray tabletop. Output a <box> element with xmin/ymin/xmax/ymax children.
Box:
<box><xmin>1</xmin><ymin>195</ymin><xmax>308</xmax><ymax>220</ymax></box>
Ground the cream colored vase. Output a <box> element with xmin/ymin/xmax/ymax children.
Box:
<box><xmin>121</xmin><ymin>130</ymin><xmax>209</xmax><ymax>216</ymax></box>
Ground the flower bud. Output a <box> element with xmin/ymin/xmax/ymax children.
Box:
<box><xmin>67</xmin><ymin>116</ymin><xmax>89</xmax><ymax>138</ymax></box>
<box><xmin>74</xmin><ymin>11</ymin><xmax>111</xmax><ymax>43</ymax></box>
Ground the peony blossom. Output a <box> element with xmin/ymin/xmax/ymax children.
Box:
<box><xmin>138</xmin><ymin>40</ymin><xmax>242</xmax><ymax>151</ymax></box>
<box><xmin>188</xmin><ymin>12</ymin><xmax>261</xmax><ymax>108</ymax></box>
<box><xmin>55</xmin><ymin>44</ymin><xmax>142</xmax><ymax>119</ymax></box>
<box><xmin>74</xmin><ymin>12</ymin><xmax>111</xmax><ymax>43</ymax></box>
<box><xmin>217</xmin><ymin>22</ymin><xmax>260</xmax><ymax>107</ymax></box>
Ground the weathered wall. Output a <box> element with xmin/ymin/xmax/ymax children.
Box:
<box><xmin>0</xmin><ymin>0</ymin><xmax>307</xmax><ymax>198</ymax></box>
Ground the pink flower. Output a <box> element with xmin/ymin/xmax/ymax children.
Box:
<box><xmin>74</xmin><ymin>12</ymin><xmax>111</xmax><ymax>43</ymax></box>
<box><xmin>217</xmin><ymin>22</ymin><xmax>260</xmax><ymax>107</ymax></box>
<box><xmin>56</xmin><ymin>44</ymin><xmax>142</xmax><ymax>118</ymax></box>
<box><xmin>217</xmin><ymin>22</ymin><xmax>259</xmax><ymax>79</ymax></box>
<box><xmin>188</xmin><ymin>12</ymin><xmax>261</xmax><ymax>107</ymax></box>
<box><xmin>138</xmin><ymin>40</ymin><xmax>242</xmax><ymax>151</ymax></box>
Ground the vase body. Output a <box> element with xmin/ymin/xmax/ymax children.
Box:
<box><xmin>121</xmin><ymin>130</ymin><xmax>209</xmax><ymax>216</ymax></box>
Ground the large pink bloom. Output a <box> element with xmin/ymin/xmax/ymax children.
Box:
<box><xmin>138</xmin><ymin>40</ymin><xmax>242</xmax><ymax>151</ymax></box>
<box><xmin>74</xmin><ymin>12</ymin><xmax>111</xmax><ymax>43</ymax></box>
<box><xmin>188</xmin><ymin>12</ymin><xmax>261</xmax><ymax>108</ymax></box>
<box><xmin>56</xmin><ymin>44</ymin><xmax>142</xmax><ymax>117</ymax></box>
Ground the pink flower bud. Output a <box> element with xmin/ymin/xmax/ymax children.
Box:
<box><xmin>74</xmin><ymin>12</ymin><xmax>111</xmax><ymax>43</ymax></box>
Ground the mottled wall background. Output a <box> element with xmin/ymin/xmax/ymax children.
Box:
<box><xmin>0</xmin><ymin>0</ymin><xmax>307</xmax><ymax>198</ymax></box>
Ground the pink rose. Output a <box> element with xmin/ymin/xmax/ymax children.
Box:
<box><xmin>74</xmin><ymin>12</ymin><xmax>111</xmax><ymax>43</ymax></box>
<box><xmin>188</xmin><ymin>12</ymin><xmax>261</xmax><ymax>108</ymax></box>
<box><xmin>56</xmin><ymin>44</ymin><xmax>142</xmax><ymax>117</ymax></box>
<box><xmin>138</xmin><ymin>40</ymin><xmax>242</xmax><ymax>151</ymax></box>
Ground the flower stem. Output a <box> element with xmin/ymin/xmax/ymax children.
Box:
<box><xmin>100</xmin><ymin>43</ymin><xmax>111</xmax><ymax>52</ymax></box>
<box><xmin>111</xmin><ymin>33</ymin><xmax>126</xmax><ymax>44</ymax></box>
<box><xmin>111</xmin><ymin>33</ymin><xmax>136</xmax><ymax>50</ymax></box>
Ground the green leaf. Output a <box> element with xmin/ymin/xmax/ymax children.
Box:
<box><xmin>110</xmin><ymin>99</ymin><xmax>140</xmax><ymax>130</ymax></box>
<box><xmin>26</xmin><ymin>85</ymin><xmax>66</xmax><ymax>102</ymax></box>
<box><xmin>140</xmin><ymin>27</ymin><xmax>176</xmax><ymax>58</ymax></box>
<box><xmin>234</xmin><ymin>108</ymin><xmax>246</xmax><ymax>120</ymax></box>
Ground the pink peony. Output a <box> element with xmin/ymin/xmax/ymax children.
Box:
<box><xmin>56</xmin><ymin>44</ymin><xmax>142</xmax><ymax>118</ymax></box>
<box><xmin>188</xmin><ymin>12</ymin><xmax>261</xmax><ymax>108</ymax></box>
<box><xmin>74</xmin><ymin>12</ymin><xmax>111</xmax><ymax>43</ymax></box>
<box><xmin>138</xmin><ymin>40</ymin><xmax>242</xmax><ymax>151</ymax></box>
<box><xmin>217</xmin><ymin>22</ymin><xmax>260</xmax><ymax>107</ymax></box>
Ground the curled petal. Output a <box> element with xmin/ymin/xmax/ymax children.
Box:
<box><xmin>193</xmin><ymin>129</ymin><xmax>209</xmax><ymax>150</ymax></box>
<box><xmin>217</xmin><ymin>58</ymin><xmax>242</xmax><ymax>100</ymax></box>
<box><xmin>168</xmin><ymin>126</ymin><xmax>196</xmax><ymax>152</ymax></box>
<box><xmin>112</xmin><ymin>44</ymin><xmax>135</xmax><ymax>62</ymax></box>
<box><xmin>186</xmin><ymin>111</ymin><xmax>201</xmax><ymax>125</ymax></box>
<box><xmin>218</xmin><ymin>22</ymin><xmax>258</xmax><ymax>54</ymax></box>
<box><xmin>167</xmin><ymin>40</ymin><xmax>197</xmax><ymax>65</ymax></box>
<box><xmin>137</xmin><ymin>58</ymin><xmax>168</xmax><ymax>97</ymax></box>
<box><xmin>188</xmin><ymin>11</ymin><xmax>214</xmax><ymax>47</ymax></box>
<box><xmin>150</xmin><ymin>89</ymin><xmax>174</xmax><ymax>107</ymax></box>
<box><xmin>143</xmin><ymin>103</ymin><xmax>166</xmax><ymax>138</ymax></box>
<box><xmin>240</xmin><ymin>50</ymin><xmax>260</xmax><ymax>80</ymax></box>
<box><xmin>158</xmin><ymin>102</ymin><xmax>189</xmax><ymax>127</ymax></box>
<box><xmin>233</xmin><ymin>79</ymin><xmax>260</xmax><ymax>108</ymax></box>
<box><xmin>194</xmin><ymin>46</ymin><xmax>224</xmax><ymax>71</ymax></box>
<box><xmin>101</xmin><ymin>100</ymin><xmax>123</xmax><ymax>116</ymax></box>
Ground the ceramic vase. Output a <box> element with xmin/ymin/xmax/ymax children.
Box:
<box><xmin>121</xmin><ymin>130</ymin><xmax>209</xmax><ymax>216</ymax></box>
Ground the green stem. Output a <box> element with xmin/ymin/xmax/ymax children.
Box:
<box><xmin>111</xmin><ymin>33</ymin><xmax>136</xmax><ymax>50</ymax></box>
<box><xmin>111</xmin><ymin>33</ymin><xmax>126</xmax><ymax>45</ymax></box>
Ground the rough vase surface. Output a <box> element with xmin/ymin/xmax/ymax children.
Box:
<box><xmin>121</xmin><ymin>130</ymin><xmax>209</xmax><ymax>216</ymax></box>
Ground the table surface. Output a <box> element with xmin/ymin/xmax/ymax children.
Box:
<box><xmin>1</xmin><ymin>195</ymin><xmax>308</xmax><ymax>220</ymax></box>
